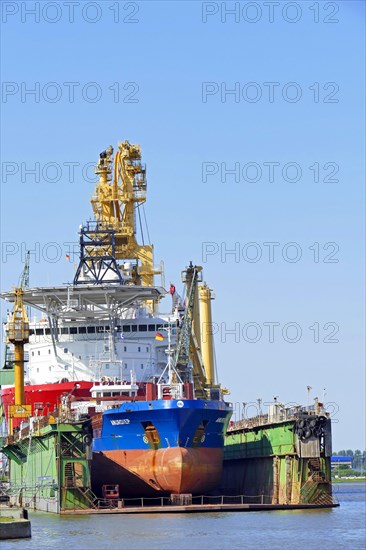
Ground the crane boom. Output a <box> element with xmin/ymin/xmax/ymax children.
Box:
<box><xmin>18</xmin><ymin>251</ymin><xmax>30</xmax><ymax>289</ymax></box>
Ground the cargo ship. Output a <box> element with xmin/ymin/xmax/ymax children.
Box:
<box><xmin>0</xmin><ymin>139</ymin><xmax>232</xmax><ymax>498</ymax></box>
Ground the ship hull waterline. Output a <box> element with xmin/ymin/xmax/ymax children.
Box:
<box><xmin>91</xmin><ymin>447</ymin><xmax>224</xmax><ymax>497</ymax></box>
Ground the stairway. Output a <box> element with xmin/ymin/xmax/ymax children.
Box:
<box><xmin>300</xmin><ymin>475</ymin><xmax>319</xmax><ymax>503</ymax></box>
<box><xmin>64</xmin><ymin>462</ymin><xmax>74</xmax><ymax>487</ymax></box>
<box><xmin>75</xmin><ymin>486</ymin><xmax>98</xmax><ymax>509</ymax></box>
<box><xmin>308</xmin><ymin>457</ymin><xmax>321</xmax><ymax>470</ymax></box>
<box><xmin>300</xmin><ymin>465</ymin><xmax>333</xmax><ymax>505</ymax></box>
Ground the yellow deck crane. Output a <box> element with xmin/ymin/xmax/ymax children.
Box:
<box><xmin>74</xmin><ymin>140</ymin><xmax>160</xmax><ymax>288</ymax></box>
<box><xmin>7</xmin><ymin>288</ymin><xmax>31</xmax><ymax>434</ymax></box>
<box><xmin>174</xmin><ymin>263</ymin><xmax>228</xmax><ymax>399</ymax></box>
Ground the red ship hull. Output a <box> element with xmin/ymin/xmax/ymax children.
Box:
<box><xmin>0</xmin><ymin>381</ymin><xmax>93</xmax><ymax>427</ymax></box>
<box><xmin>91</xmin><ymin>447</ymin><xmax>224</xmax><ymax>497</ymax></box>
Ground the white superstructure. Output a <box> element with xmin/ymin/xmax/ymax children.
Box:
<box><xmin>1</xmin><ymin>284</ymin><xmax>180</xmax><ymax>386</ymax></box>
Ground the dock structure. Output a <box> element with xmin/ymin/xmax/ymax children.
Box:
<box><xmin>0</xmin><ymin>401</ymin><xmax>338</xmax><ymax>514</ymax></box>
<box><xmin>222</xmin><ymin>402</ymin><xmax>334</xmax><ymax>506</ymax></box>
<box><xmin>1</xmin><ymin>418</ymin><xmax>94</xmax><ymax>513</ymax></box>
<box><xmin>60</xmin><ymin>501</ymin><xmax>339</xmax><ymax>515</ymax></box>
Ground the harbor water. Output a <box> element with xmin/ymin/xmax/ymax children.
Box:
<box><xmin>2</xmin><ymin>483</ymin><xmax>365</xmax><ymax>549</ymax></box>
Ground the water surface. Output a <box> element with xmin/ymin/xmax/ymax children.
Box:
<box><xmin>2</xmin><ymin>483</ymin><xmax>365</xmax><ymax>549</ymax></box>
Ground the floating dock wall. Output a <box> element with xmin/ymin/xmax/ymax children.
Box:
<box><xmin>222</xmin><ymin>418</ymin><xmax>333</xmax><ymax>505</ymax></box>
<box><xmin>1</xmin><ymin>422</ymin><xmax>94</xmax><ymax>513</ymax></box>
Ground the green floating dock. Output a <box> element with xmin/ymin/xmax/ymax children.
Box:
<box><xmin>1</xmin><ymin>407</ymin><xmax>337</xmax><ymax>514</ymax></box>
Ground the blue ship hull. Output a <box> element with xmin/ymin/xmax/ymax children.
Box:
<box><xmin>91</xmin><ymin>399</ymin><xmax>233</xmax><ymax>496</ymax></box>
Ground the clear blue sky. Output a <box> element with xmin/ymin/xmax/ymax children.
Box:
<box><xmin>1</xmin><ymin>1</ymin><xmax>365</xmax><ymax>450</ymax></box>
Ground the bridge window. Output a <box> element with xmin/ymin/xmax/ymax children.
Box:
<box><xmin>87</xmin><ymin>326</ymin><xmax>96</xmax><ymax>334</ymax></box>
<box><xmin>138</xmin><ymin>347</ymin><xmax>141</xmax><ymax>352</ymax></box>
<box><xmin>61</xmin><ymin>328</ymin><xmax>68</xmax><ymax>335</ymax></box>
<box><xmin>124</xmin><ymin>346</ymin><xmax>127</xmax><ymax>352</ymax></box>
<box><xmin>70</xmin><ymin>327</ymin><xmax>77</xmax><ymax>335</ymax></box>
<box><xmin>36</xmin><ymin>329</ymin><xmax>43</xmax><ymax>335</ymax></box>
<box><xmin>148</xmin><ymin>324</ymin><xmax>155</xmax><ymax>332</ymax></box>
<box><xmin>123</xmin><ymin>326</ymin><xmax>131</xmax><ymax>332</ymax></box>
<box><xmin>131</xmin><ymin>326</ymin><xmax>137</xmax><ymax>333</ymax></box>
<box><xmin>79</xmin><ymin>327</ymin><xmax>86</xmax><ymax>334</ymax></box>
<box><xmin>139</xmin><ymin>325</ymin><xmax>147</xmax><ymax>332</ymax></box>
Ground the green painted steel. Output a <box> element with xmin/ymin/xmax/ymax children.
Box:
<box><xmin>223</xmin><ymin>420</ymin><xmax>333</xmax><ymax>505</ymax></box>
<box><xmin>225</xmin><ymin>420</ymin><xmax>296</xmax><ymax>460</ymax></box>
<box><xmin>1</xmin><ymin>422</ymin><xmax>94</xmax><ymax>512</ymax></box>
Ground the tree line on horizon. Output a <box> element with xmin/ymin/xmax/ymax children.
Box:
<box><xmin>333</xmin><ymin>450</ymin><xmax>366</xmax><ymax>469</ymax></box>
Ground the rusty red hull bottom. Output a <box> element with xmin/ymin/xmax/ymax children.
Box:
<box><xmin>92</xmin><ymin>448</ymin><xmax>224</xmax><ymax>497</ymax></box>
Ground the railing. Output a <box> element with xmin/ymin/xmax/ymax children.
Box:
<box><xmin>89</xmin><ymin>492</ymin><xmax>338</xmax><ymax>509</ymax></box>
<box><xmin>228</xmin><ymin>406</ymin><xmax>330</xmax><ymax>432</ymax></box>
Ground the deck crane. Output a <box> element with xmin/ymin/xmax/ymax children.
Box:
<box><xmin>173</xmin><ymin>263</ymin><xmax>225</xmax><ymax>400</ymax></box>
<box><xmin>6</xmin><ymin>288</ymin><xmax>31</xmax><ymax>433</ymax></box>
<box><xmin>3</xmin><ymin>252</ymin><xmax>30</xmax><ymax>371</ymax></box>
<box><xmin>74</xmin><ymin>141</ymin><xmax>161</xmax><ymax>288</ymax></box>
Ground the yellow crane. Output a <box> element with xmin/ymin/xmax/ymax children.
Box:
<box><xmin>7</xmin><ymin>288</ymin><xmax>31</xmax><ymax>433</ymax></box>
<box><xmin>89</xmin><ymin>140</ymin><xmax>157</xmax><ymax>286</ymax></box>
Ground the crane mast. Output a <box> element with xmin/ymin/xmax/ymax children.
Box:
<box><xmin>6</xmin><ymin>288</ymin><xmax>31</xmax><ymax>432</ymax></box>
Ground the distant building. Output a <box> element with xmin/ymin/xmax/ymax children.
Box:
<box><xmin>331</xmin><ymin>456</ymin><xmax>353</xmax><ymax>469</ymax></box>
